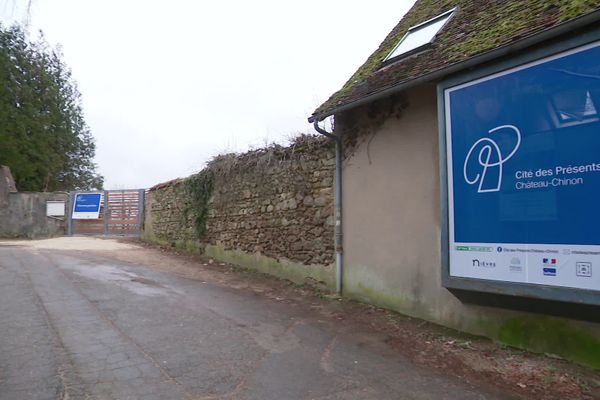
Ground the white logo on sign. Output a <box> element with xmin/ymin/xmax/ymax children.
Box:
<box><xmin>463</xmin><ymin>125</ymin><xmax>521</xmax><ymax>193</ymax></box>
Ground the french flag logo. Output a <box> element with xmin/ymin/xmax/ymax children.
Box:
<box><xmin>543</xmin><ymin>258</ymin><xmax>558</xmax><ymax>276</ymax></box>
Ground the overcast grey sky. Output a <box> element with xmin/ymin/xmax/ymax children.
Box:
<box><xmin>1</xmin><ymin>1</ymin><xmax>415</xmax><ymax>189</ymax></box>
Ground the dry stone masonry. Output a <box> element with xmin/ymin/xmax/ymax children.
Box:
<box><xmin>145</xmin><ymin>135</ymin><xmax>335</xmax><ymax>266</ymax></box>
<box><xmin>144</xmin><ymin>178</ymin><xmax>195</xmax><ymax>244</ymax></box>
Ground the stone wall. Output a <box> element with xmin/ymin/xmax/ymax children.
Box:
<box><xmin>144</xmin><ymin>135</ymin><xmax>336</xmax><ymax>285</ymax></box>
<box><xmin>0</xmin><ymin>166</ymin><xmax>68</xmax><ymax>238</ymax></box>
<box><xmin>143</xmin><ymin>178</ymin><xmax>195</xmax><ymax>245</ymax></box>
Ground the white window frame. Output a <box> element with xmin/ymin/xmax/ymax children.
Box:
<box><xmin>384</xmin><ymin>7</ymin><xmax>456</xmax><ymax>62</ymax></box>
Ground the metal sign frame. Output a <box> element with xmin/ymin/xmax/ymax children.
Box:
<box><xmin>71</xmin><ymin>192</ymin><xmax>102</xmax><ymax>219</ymax></box>
<box><xmin>437</xmin><ymin>28</ymin><xmax>600</xmax><ymax>307</ymax></box>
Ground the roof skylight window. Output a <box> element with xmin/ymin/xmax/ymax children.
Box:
<box><xmin>385</xmin><ymin>8</ymin><xmax>455</xmax><ymax>62</ymax></box>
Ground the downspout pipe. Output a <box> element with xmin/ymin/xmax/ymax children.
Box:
<box><xmin>314</xmin><ymin>120</ymin><xmax>343</xmax><ymax>295</ymax></box>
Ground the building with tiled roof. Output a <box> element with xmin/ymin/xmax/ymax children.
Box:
<box><xmin>311</xmin><ymin>0</ymin><xmax>600</xmax><ymax>122</ymax></box>
<box><xmin>309</xmin><ymin>0</ymin><xmax>600</xmax><ymax>368</ymax></box>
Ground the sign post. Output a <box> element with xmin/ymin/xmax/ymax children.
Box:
<box><xmin>72</xmin><ymin>193</ymin><xmax>102</xmax><ymax>220</ymax></box>
<box><xmin>441</xmin><ymin>40</ymin><xmax>600</xmax><ymax>302</ymax></box>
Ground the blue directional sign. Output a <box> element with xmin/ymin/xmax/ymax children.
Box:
<box><xmin>72</xmin><ymin>193</ymin><xmax>102</xmax><ymax>220</ymax></box>
<box><xmin>444</xmin><ymin>40</ymin><xmax>600</xmax><ymax>292</ymax></box>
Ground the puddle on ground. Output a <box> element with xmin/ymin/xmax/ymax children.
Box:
<box><xmin>65</xmin><ymin>264</ymin><xmax>179</xmax><ymax>297</ymax></box>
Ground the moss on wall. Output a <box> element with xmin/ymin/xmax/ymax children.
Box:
<box><xmin>204</xmin><ymin>244</ymin><xmax>335</xmax><ymax>290</ymax></box>
<box><xmin>496</xmin><ymin>316</ymin><xmax>600</xmax><ymax>369</ymax></box>
<box><xmin>183</xmin><ymin>170</ymin><xmax>214</xmax><ymax>238</ymax></box>
<box><xmin>345</xmin><ymin>278</ymin><xmax>600</xmax><ymax>369</ymax></box>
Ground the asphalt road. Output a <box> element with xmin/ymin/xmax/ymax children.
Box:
<box><xmin>0</xmin><ymin>240</ymin><xmax>511</xmax><ymax>400</ymax></box>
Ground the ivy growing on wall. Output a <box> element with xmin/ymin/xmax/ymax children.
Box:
<box><xmin>184</xmin><ymin>170</ymin><xmax>214</xmax><ymax>238</ymax></box>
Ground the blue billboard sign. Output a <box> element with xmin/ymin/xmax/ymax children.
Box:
<box><xmin>444</xmin><ymin>41</ymin><xmax>600</xmax><ymax>292</ymax></box>
<box><xmin>72</xmin><ymin>193</ymin><xmax>102</xmax><ymax>220</ymax></box>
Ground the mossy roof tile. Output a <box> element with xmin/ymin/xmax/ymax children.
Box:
<box><xmin>311</xmin><ymin>0</ymin><xmax>600</xmax><ymax>120</ymax></box>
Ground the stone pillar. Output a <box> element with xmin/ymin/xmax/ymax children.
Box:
<box><xmin>0</xmin><ymin>165</ymin><xmax>17</xmax><ymax>208</ymax></box>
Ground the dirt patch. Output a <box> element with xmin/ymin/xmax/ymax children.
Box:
<box><xmin>68</xmin><ymin>237</ymin><xmax>600</xmax><ymax>399</ymax></box>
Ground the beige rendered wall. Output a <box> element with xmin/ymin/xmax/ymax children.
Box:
<box><xmin>338</xmin><ymin>84</ymin><xmax>600</xmax><ymax>368</ymax></box>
